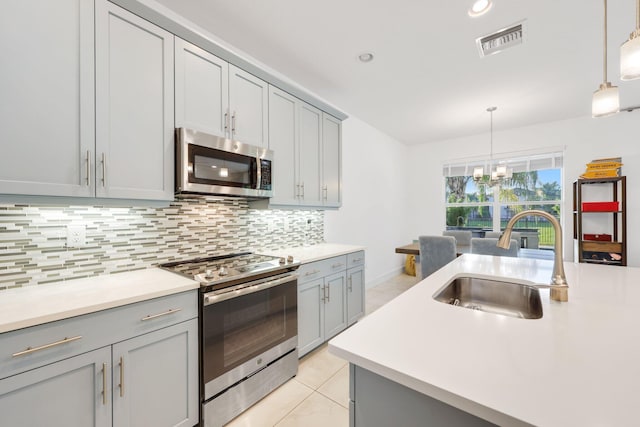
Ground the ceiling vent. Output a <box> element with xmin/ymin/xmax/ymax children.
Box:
<box><xmin>476</xmin><ymin>21</ymin><xmax>526</xmax><ymax>57</ymax></box>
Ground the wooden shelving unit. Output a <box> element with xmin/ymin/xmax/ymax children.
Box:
<box><xmin>573</xmin><ymin>176</ymin><xmax>627</xmax><ymax>266</ymax></box>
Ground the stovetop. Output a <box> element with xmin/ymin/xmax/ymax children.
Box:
<box><xmin>160</xmin><ymin>252</ymin><xmax>299</xmax><ymax>289</ymax></box>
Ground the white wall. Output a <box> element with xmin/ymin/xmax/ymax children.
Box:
<box><xmin>406</xmin><ymin>113</ymin><xmax>640</xmax><ymax>267</ymax></box>
<box><xmin>324</xmin><ymin>116</ymin><xmax>413</xmax><ymax>287</ymax></box>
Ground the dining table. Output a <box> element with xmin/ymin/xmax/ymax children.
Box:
<box><xmin>395</xmin><ymin>242</ymin><xmax>554</xmax><ymax>261</ymax></box>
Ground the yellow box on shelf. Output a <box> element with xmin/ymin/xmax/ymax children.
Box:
<box><xmin>580</xmin><ymin>169</ymin><xmax>621</xmax><ymax>179</ymax></box>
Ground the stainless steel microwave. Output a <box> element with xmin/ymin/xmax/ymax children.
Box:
<box><xmin>175</xmin><ymin>128</ymin><xmax>273</xmax><ymax>199</ymax></box>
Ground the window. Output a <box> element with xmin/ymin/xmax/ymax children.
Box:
<box><xmin>443</xmin><ymin>151</ymin><xmax>563</xmax><ymax>248</ymax></box>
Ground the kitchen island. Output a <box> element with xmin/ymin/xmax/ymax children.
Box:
<box><xmin>329</xmin><ymin>254</ymin><xmax>640</xmax><ymax>426</ymax></box>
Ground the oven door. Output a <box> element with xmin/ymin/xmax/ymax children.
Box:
<box><xmin>202</xmin><ymin>273</ymin><xmax>297</xmax><ymax>400</ymax></box>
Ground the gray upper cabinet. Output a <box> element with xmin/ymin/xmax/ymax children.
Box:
<box><xmin>174</xmin><ymin>38</ymin><xmax>229</xmax><ymax>137</ymax></box>
<box><xmin>229</xmin><ymin>64</ymin><xmax>269</xmax><ymax>147</ymax></box>
<box><xmin>0</xmin><ymin>0</ymin><xmax>95</xmax><ymax>197</ymax></box>
<box><xmin>175</xmin><ymin>41</ymin><xmax>268</xmax><ymax>148</ymax></box>
<box><xmin>95</xmin><ymin>0</ymin><xmax>174</xmax><ymax>201</ymax></box>
<box><xmin>322</xmin><ymin>113</ymin><xmax>342</xmax><ymax>207</ymax></box>
<box><xmin>268</xmin><ymin>86</ymin><xmax>299</xmax><ymax>205</ymax></box>
<box><xmin>267</xmin><ymin>85</ymin><xmax>341</xmax><ymax>209</ymax></box>
<box><xmin>299</xmin><ymin>103</ymin><xmax>323</xmax><ymax>206</ymax></box>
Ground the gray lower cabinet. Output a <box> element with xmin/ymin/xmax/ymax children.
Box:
<box><xmin>347</xmin><ymin>265</ymin><xmax>365</xmax><ymax>326</ymax></box>
<box><xmin>0</xmin><ymin>346</ymin><xmax>112</xmax><ymax>427</ymax></box>
<box><xmin>298</xmin><ymin>251</ymin><xmax>365</xmax><ymax>357</ymax></box>
<box><xmin>350</xmin><ymin>364</ymin><xmax>495</xmax><ymax>427</ymax></box>
<box><xmin>112</xmin><ymin>320</ymin><xmax>198</xmax><ymax>427</ymax></box>
<box><xmin>0</xmin><ymin>291</ymin><xmax>198</xmax><ymax>427</ymax></box>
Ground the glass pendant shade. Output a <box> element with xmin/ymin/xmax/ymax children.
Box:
<box><xmin>621</xmin><ymin>33</ymin><xmax>640</xmax><ymax>80</ymax></box>
<box><xmin>495</xmin><ymin>165</ymin><xmax>507</xmax><ymax>177</ymax></box>
<box><xmin>592</xmin><ymin>83</ymin><xmax>620</xmax><ymax>117</ymax></box>
<box><xmin>473</xmin><ymin>166</ymin><xmax>484</xmax><ymax>180</ymax></box>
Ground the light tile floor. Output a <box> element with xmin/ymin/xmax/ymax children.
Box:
<box><xmin>227</xmin><ymin>273</ymin><xmax>420</xmax><ymax>427</ymax></box>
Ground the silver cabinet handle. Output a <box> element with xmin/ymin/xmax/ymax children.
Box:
<box><xmin>300</xmin><ymin>182</ymin><xmax>305</xmax><ymax>199</ymax></box>
<box><xmin>141</xmin><ymin>308</ymin><xmax>181</xmax><ymax>321</ymax></box>
<box><xmin>296</xmin><ymin>184</ymin><xmax>301</xmax><ymax>198</ymax></box>
<box><xmin>119</xmin><ymin>356</ymin><xmax>125</xmax><ymax>397</ymax></box>
<box><xmin>224</xmin><ymin>111</ymin><xmax>229</xmax><ymax>132</ymax></box>
<box><xmin>332</xmin><ymin>263</ymin><xmax>344</xmax><ymax>269</ymax></box>
<box><xmin>231</xmin><ymin>111</ymin><xmax>236</xmax><ymax>136</ymax></box>
<box><xmin>12</xmin><ymin>335</ymin><xmax>82</xmax><ymax>357</ymax></box>
<box><xmin>352</xmin><ymin>258</ymin><xmax>363</xmax><ymax>263</ymax></box>
<box><xmin>101</xmin><ymin>153</ymin><xmax>106</xmax><ymax>187</ymax></box>
<box><xmin>326</xmin><ymin>284</ymin><xmax>330</xmax><ymax>302</ymax></box>
<box><xmin>348</xmin><ymin>277</ymin><xmax>353</xmax><ymax>292</ymax></box>
<box><xmin>85</xmin><ymin>150</ymin><xmax>91</xmax><ymax>186</ymax></box>
<box><xmin>102</xmin><ymin>363</ymin><xmax>107</xmax><ymax>405</ymax></box>
<box><xmin>304</xmin><ymin>269</ymin><xmax>321</xmax><ymax>276</ymax></box>
<box><xmin>323</xmin><ymin>185</ymin><xmax>328</xmax><ymax>200</ymax></box>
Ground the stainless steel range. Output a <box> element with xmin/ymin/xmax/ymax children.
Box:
<box><xmin>161</xmin><ymin>252</ymin><xmax>300</xmax><ymax>427</ymax></box>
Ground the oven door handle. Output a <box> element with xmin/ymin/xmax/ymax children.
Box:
<box><xmin>203</xmin><ymin>274</ymin><xmax>297</xmax><ymax>306</ymax></box>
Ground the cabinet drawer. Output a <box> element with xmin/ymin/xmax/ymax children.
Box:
<box><xmin>347</xmin><ymin>251</ymin><xmax>365</xmax><ymax>268</ymax></box>
<box><xmin>0</xmin><ymin>290</ymin><xmax>197</xmax><ymax>380</ymax></box>
<box><xmin>298</xmin><ymin>256</ymin><xmax>347</xmax><ymax>283</ymax></box>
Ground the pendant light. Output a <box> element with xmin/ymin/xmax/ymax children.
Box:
<box><xmin>592</xmin><ymin>0</ymin><xmax>620</xmax><ymax>117</ymax></box>
<box><xmin>473</xmin><ymin>107</ymin><xmax>512</xmax><ymax>185</ymax></box>
<box><xmin>621</xmin><ymin>0</ymin><xmax>640</xmax><ymax>80</ymax></box>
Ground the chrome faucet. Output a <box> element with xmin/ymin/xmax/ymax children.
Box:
<box><xmin>497</xmin><ymin>210</ymin><xmax>568</xmax><ymax>302</ymax></box>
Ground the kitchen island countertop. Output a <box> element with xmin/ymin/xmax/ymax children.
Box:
<box><xmin>329</xmin><ymin>254</ymin><xmax>640</xmax><ymax>426</ymax></box>
<box><xmin>0</xmin><ymin>268</ymin><xmax>199</xmax><ymax>334</ymax></box>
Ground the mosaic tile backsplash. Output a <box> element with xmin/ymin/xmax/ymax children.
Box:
<box><xmin>0</xmin><ymin>198</ymin><xmax>324</xmax><ymax>289</ymax></box>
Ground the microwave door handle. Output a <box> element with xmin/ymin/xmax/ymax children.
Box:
<box><xmin>256</xmin><ymin>156</ymin><xmax>261</xmax><ymax>190</ymax></box>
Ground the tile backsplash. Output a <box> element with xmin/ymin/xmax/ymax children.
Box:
<box><xmin>0</xmin><ymin>198</ymin><xmax>323</xmax><ymax>289</ymax></box>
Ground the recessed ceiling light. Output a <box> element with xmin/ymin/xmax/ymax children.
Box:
<box><xmin>468</xmin><ymin>0</ymin><xmax>492</xmax><ymax>17</ymax></box>
<box><xmin>358</xmin><ymin>53</ymin><xmax>374</xmax><ymax>63</ymax></box>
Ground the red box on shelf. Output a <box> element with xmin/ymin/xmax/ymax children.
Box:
<box><xmin>582</xmin><ymin>201</ymin><xmax>619</xmax><ymax>212</ymax></box>
<box><xmin>583</xmin><ymin>233</ymin><xmax>612</xmax><ymax>241</ymax></box>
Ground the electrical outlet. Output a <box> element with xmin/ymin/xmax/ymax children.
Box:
<box><xmin>283</xmin><ymin>218</ymin><xmax>291</xmax><ymax>233</ymax></box>
<box><xmin>66</xmin><ymin>225</ymin><xmax>86</xmax><ymax>248</ymax></box>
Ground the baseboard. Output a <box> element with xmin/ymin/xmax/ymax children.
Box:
<box><xmin>365</xmin><ymin>266</ymin><xmax>405</xmax><ymax>289</ymax></box>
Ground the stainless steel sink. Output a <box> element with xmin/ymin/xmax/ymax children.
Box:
<box><xmin>433</xmin><ymin>276</ymin><xmax>543</xmax><ymax>319</ymax></box>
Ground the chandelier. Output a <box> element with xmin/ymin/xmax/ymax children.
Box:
<box><xmin>473</xmin><ymin>107</ymin><xmax>512</xmax><ymax>186</ymax></box>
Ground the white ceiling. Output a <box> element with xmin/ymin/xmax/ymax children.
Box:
<box><xmin>155</xmin><ymin>0</ymin><xmax>640</xmax><ymax>145</ymax></box>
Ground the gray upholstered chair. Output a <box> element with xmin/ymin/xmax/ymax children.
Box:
<box><xmin>418</xmin><ymin>236</ymin><xmax>457</xmax><ymax>278</ymax></box>
<box><xmin>470</xmin><ymin>237</ymin><xmax>519</xmax><ymax>257</ymax></box>
<box><xmin>484</xmin><ymin>231</ymin><xmax>522</xmax><ymax>247</ymax></box>
<box><xmin>442</xmin><ymin>230</ymin><xmax>472</xmax><ymax>246</ymax></box>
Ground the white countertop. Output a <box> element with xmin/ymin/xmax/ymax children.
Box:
<box><xmin>329</xmin><ymin>254</ymin><xmax>640</xmax><ymax>427</ymax></box>
<box><xmin>0</xmin><ymin>268</ymin><xmax>199</xmax><ymax>334</ymax></box>
<box><xmin>267</xmin><ymin>243</ymin><xmax>365</xmax><ymax>263</ymax></box>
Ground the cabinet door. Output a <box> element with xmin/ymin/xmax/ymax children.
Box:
<box><xmin>0</xmin><ymin>347</ymin><xmax>111</xmax><ymax>427</ymax></box>
<box><xmin>298</xmin><ymin>278</ymin><xmax>325</xmax><ymax>357</ymax></box>
<box><xmin>112</xmin><ymin>319</ymin><xmax>198</xmax><ymax>427</ymax></box>
<box><xmin>175</xmin><ymin>38</ymin><xmax>229</xmax><ymax>137</ymax></box>
<box><xmin>324</xmin><ymin>272</ymin><xmax>348</xmax><ymax>340</ymax></box>
<box><xmin>0</xmin><ymin>0</ymin><xmax>94</xmax><ymax>197</ymax></box>
<box><xmin>347</xmin><ymin>266</ymin><xmax>365</xmax><ymax>325</ymax></box>
<box><xmin>95</xmin><ymin>0</ymin><xmax>174</xmax><ymax>201</ymax></box>
<box><xmin>322</xmin><ymin>113</ymin><xmax>342</xmax><ymax>207</ymax></box>
<box><xmin>268</xmin><ymin>85</ymin><xmax>299</xmax><ymax>205</ymax></box>
<box><xmin>229</xmin><ymin>64</ymin><xmax>268</xmax><ymax>147</ymax></box>
<box><xmin>298</xmin><ymin>103</ymin><xmax>322</xmax><ymax>206</ymax></box>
